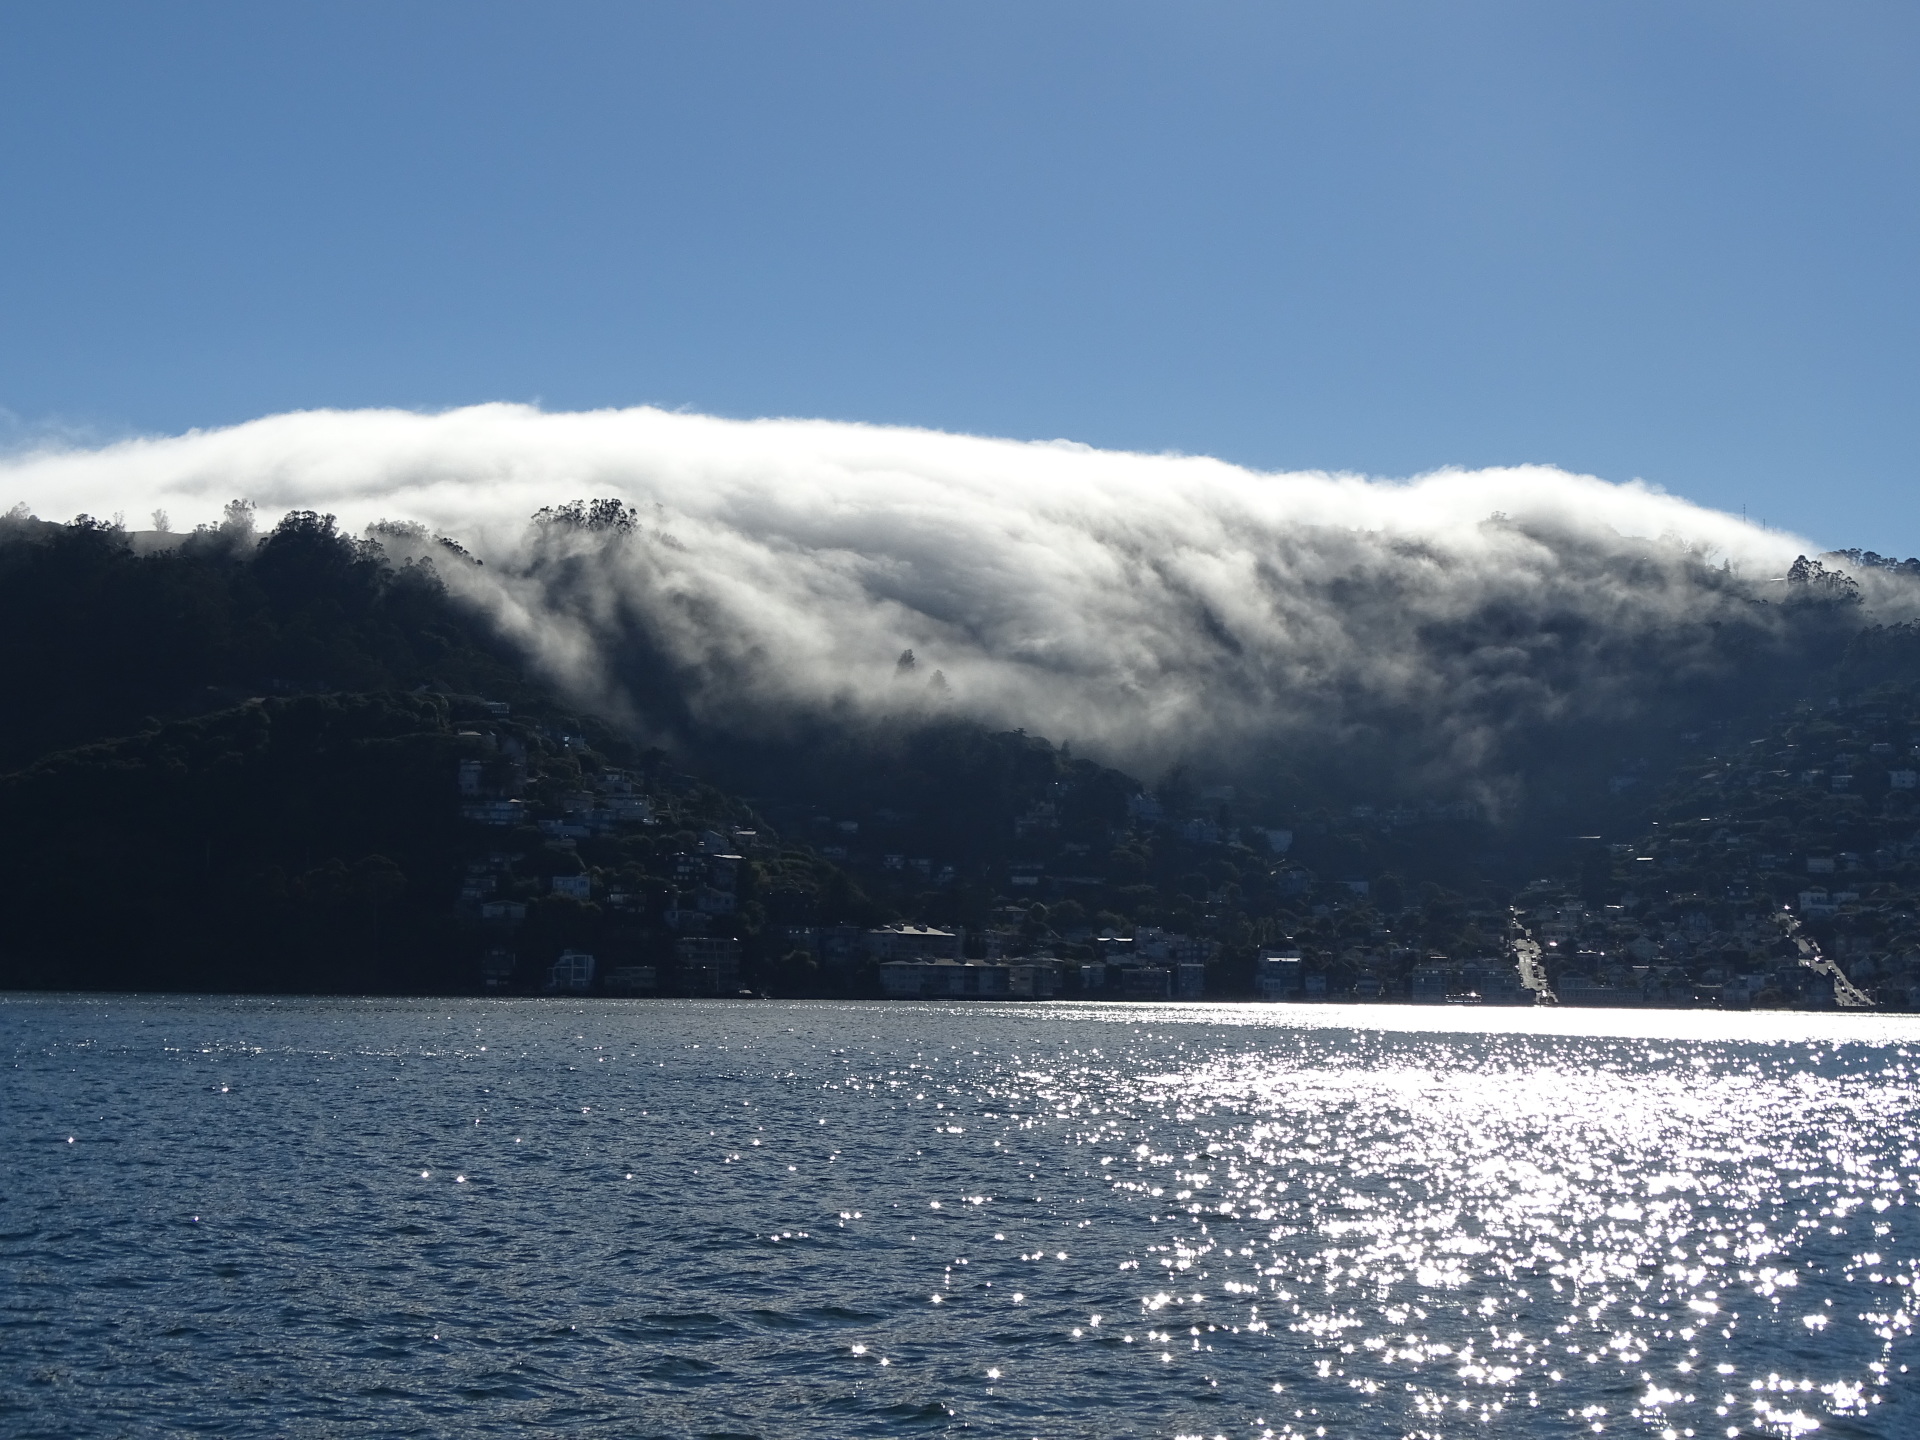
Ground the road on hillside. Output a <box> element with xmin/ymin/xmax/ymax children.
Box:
<box><xmin>1509</xmin><ymin>912</ymin><xmax>1557</xmax><ymax>1004</ymax></box>
<box><xmin>1778</xmin><ymin>911</ymin><xmax>1874</xmax><ymax>1008</ymax></box>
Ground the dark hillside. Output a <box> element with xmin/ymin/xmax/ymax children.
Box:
<box><xmin>1510</xmin><ymin>650</ymin><xmax>1920</xmax><ymax>1010</ymax></box>
<box><xmin>9</xmin><ymin>501</ymin><xmax>1920</xmax><ymax>1005</ymax></box>
<box><xmin>0</xmin><ymin>693</ymin><xmax>485</xmax><ymax>991</ymax></box>
<box><xmin>0</xmin><ymin>507</ymin><xmax>529</xmax><ymax>769</ymax></box>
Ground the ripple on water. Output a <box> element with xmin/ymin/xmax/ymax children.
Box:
<box><xmin>0</xmin><ymin>994</ymin><xmax>1915</xmax><ymax>1438</ymax></box>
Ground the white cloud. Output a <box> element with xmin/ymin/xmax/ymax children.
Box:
<box><xmin>0</xmin><ymin>403</ymin><xmax>1886</xmax><ymax>800</ymax></box>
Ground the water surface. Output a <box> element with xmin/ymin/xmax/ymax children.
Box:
<box><xmin>3</xmin><ymin>996</ymin><xmax>1916</xmax><ymax>1438</ymax></box>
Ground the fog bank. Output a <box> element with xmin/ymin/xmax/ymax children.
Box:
<box><xmin>3</xmin><ymin>404</ymin><xmax>1898</xmax><ymax>803</ymax></box>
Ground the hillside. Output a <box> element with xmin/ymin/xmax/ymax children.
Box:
<box><xmin>1512</xmin><ymin>669</ymin><xmax>1920</xmax><ymax>1010</ymax></box>
<box><xmin>6</xmin><ymin>504</ymin><xmax>1920</xmax><ymax>1005</ymax></box>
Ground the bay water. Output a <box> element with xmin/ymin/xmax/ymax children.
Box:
<box><xmin>3</xmin><ymin>995</ymin><xmax>1916</xmax><ymax>1438</ymax></box>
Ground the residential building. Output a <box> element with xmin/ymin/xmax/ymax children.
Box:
<box><xmin>1556</xmin><ymin>973</ymin><xmax>1620</xmax><ymax>1006</ymax></box>
<box><xmin>1799</xmin><ymin>888</ymin><xmax>1837</xmax><ymax>917</ymax></box>
<box><xmin>480</xmin><ymin>948</ymin><xmax>515</xmax><ymax>988</ymax></box>
<box><xmin>675</xmin><ymin>936</ymin><xmax>740</xmax><ymax>995</ymax></box>
<box><xmin>879</xmin><ymin>959</ymin><xmax>1010</xmax><ymax>999</ymax></box>
<box><xmin>865</xmin><ymin>924</ymin><xmax>964</xmax><ymax>963</ymax></box>
<box><xmin>1256</xmin><ymin>951</ymin><xmax>1303</xmax><ymax>1000</ymax></box>
<box><xmin>1126</xmin><ymin>792</ymin><xmax>1163</xmax><ymax>822</ymax></box>
<box><xmin>1123</xmin><ymin>965</ymin><xmax>1171</xmax><ymax>1000</ymax></box>
<box><xmin>1008</xmin><ymin>961</ymin><xmax>1061</xmax><ymax>999</ymax></box>
<box><xmin>457</xmin><ymin>759</ymin><xmax>485</xmax><ymax>796</ymax></box>
<box><xmin>1135</xmin><ymin>928</ymin><xmax>1216</xmax><ymax>966</ymax></box>
<box><xmin>461</xmin><ymin>799</ymin><xmax>524</xmax><ymax>826</ymax></box>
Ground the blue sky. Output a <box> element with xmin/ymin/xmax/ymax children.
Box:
<box><xmin>1</xmin><ymin>2</ymin><xmax>1915</xmax><ymax>551</ymax></box>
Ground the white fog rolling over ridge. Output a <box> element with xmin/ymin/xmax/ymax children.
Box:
<box><xmin>5</xmin><ymin>404</ymin><xmax>1912</xmax><ymax>806</ymax></box>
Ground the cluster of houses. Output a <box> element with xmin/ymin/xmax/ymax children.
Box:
<box><xmin>874</xmin><ymin>937</ymin><xmax>1542</xmax><ymax>1006</ymax></box>
<box><xmin>1250</xmin><ymin>950</ymin><xmax>1534</xmax><ymax>1005</ymax></box>
<box><xmin>451</xmin><ymin>724</ymin><xmax>764</xmax><ymax>996</ymax></box>
<box><xmin>817</xmin><ymin>923</ymin><xmax>1215</xmax><ymax>1001</ymax></box>
<box><xmin>457</xmin><ymin>745</ymin><xmax>656</xmax><ymax>837</ymax></box>
<box><xmin>490</xmin><ymin>934</ymin><xmax>745</xmax><ymax>998</ymax></box>
<box><xmin>1502</xmin><ymin>703</ymin><xmax>1920</xmax><ymax>1014</ymax></box>
<box><xmin>519</xmin><ymin>916</ymin><xmax>1239</xmax><ymax>1003</ymax></box>
<box><xmin>1574</xmin><ymin>693</ymin><xmax>1920</xmax><ymax>1011</ymax></box>
<box><xmin>523</xmin><ymin>922</ymin><xmax>1218</xmax><ymax>1003</ymax></box>
<box><xmin>1512</xmin><ymin>886</ymin><xmax>1888</xmax><ymax>1009</ymax></box>
<box><xmin>1510</xmin><ymin>867</ymin><xmax>1920</xmax><ymax>1010</ymax></box>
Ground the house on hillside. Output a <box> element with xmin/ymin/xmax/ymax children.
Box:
<box><xmin>880</xmin><ymin>959</ymin><xmax>1010</xmax><ymax>999</ymax></box>
<box><xmin>1256</xmin><ymin>951</ymin><xmax>1303</xmax><ymax>1000</ymax></box>
<box><xmin>1123</xmin><ymin>966</ymin><xmax>1171</xmax><ymax>1000</ymax></box>
<box><xmin>866</xmin><ymin>924</ymin><xmax>963</xmax><ymax>963</ymax></box>
<box><xmin>1134</xmin><ymin>928</ymin><xmax>1216</xmax><ymax>966</ymax></box>
<box><xmin>547</xmin><ymin>951</ymin><xmax>595</xmax><ymax>992</ymax></box>
<box><xmin>1073</xmin><ymin>960</ymin><xmax>1108</xmax><ymax>994</ymax></box>
<box><xmin>481</xmin><ymin>948</ymin><xmax>516</xmax><ymax>988</ymax></box>
<box><xmin>1556</xmin><ymin>973</ymin><xmax>1618</xmax><ymax>1006</ymax></box>
<box><xmin>605</xmin><ymin>965</ymin><xmax>657</xmax><ymax>994</ymax></box>
<box><xmin>1799</xmin><ymin>888</ymin><xmax>1837</xmax><ymax>917</ymax></box>
<box><xmin>675</xmin><ymin>936</ymin><xmax>740</xmax><ymax>994</ymax></box>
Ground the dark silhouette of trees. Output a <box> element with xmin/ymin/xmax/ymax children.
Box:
<box><xmin>0</xmin><ymin>508</ymin><xmax>529</xmax><ymax>770</ymax></box>
<box><xmin>0</xmin><ymin>693</ymin><xmax>479</xmax><ymax>991</ymax></box>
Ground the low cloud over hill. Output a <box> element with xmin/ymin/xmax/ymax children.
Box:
<box><xmin>8</xmin><ymin>403</ymin><xmax>1915</xmax><ymax>812</ymax></box>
